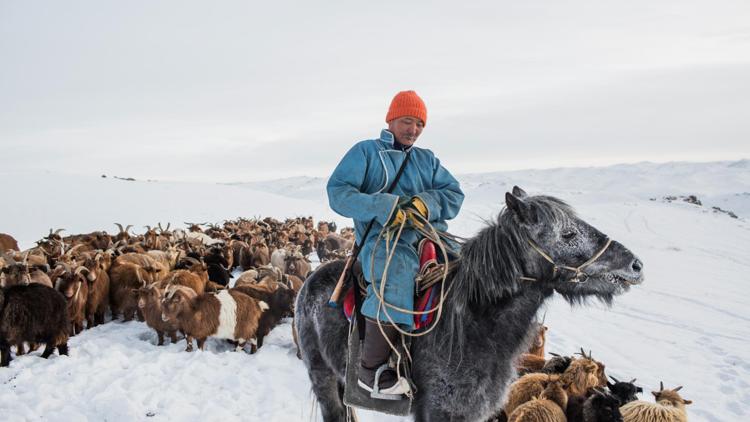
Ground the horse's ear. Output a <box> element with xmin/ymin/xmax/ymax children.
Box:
<box><xmin>512</xmin><ymin>186</ymin><xmax>528</xmax><ymax>198</ymax></box>
<box><xmin>505</xmin><ymin>192</ymin><xmax>535</xmax><ymax>224</ymax></box>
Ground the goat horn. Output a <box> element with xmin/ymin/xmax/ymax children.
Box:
<box><xmin>549</xmin><ymin>352</ymin><xmax>561</xmax><ymax>357</ymax></box>
<box><xmin>125</xmin><ymin>225</ymin><xmax>133</xmax><ymax>232</ymax></box>
<box><xmin>660</xmin><ymin>381</ymin><xmax>664</xmax><ymax>391</ymax></box>
<box><xmin>115</xmin><ymin>223</ymin><xmax>124</xmax><ymax>232</ymax></box>
<box><xmin>609</xmin><ymin>375</ymin><xmax>620</xmax><ymax>383</ymax></box>
<box><xmin>184</xmin><ymin>257</ymin><xmax>202</xmax><ymax>266</ymax></box>
<box><xmin>673</xmin><ymin>386</ymin><xmax>683</xmax><ymax>391</ymax></box>
<box><xmin>54</xmin><ymin>228</ymin><xmax>65</xmax><ymax>235</ymax></box>
<box><xmin>135</xmin><ymin>267</ymin><xmax>146</xmax><ymax>287</ymax></box>
<box><xmin>630</xmin><ymin>378</ymin><xmax>636</xmax><ymax>383</ymax></box>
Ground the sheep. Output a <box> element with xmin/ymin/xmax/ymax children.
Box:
<box><xmin>160</xmin><ymin>285</ymin><xmax>268</xmax><ymax>352</ymax></box>
<box><xmin>607</xmin><ymin>376</ymin><xmax>643</xmax><ymax>406</ymax></box>
<box><xmin>620</xmin><ymin>382</ymin><xmax>691</xmax><ymax>422</ymax></box>
<box><xmin>0</xmin><ymin>284</ymin><xmax>70</xmax><ymax>366</ymax></box>
<box><xmin>134</xmin><ymin>283</ymin><xmax>179</xmax><ymax>345</ymax></box>
<box><xmin>505</xmin><ymin>356</ymin><xmax>602</xmax><ymax>416</ymax></box>
<box><xmin>508</xmin><ymin>375</ymin><xmax>568</xmax><ymax>422</ymax></box>
<box><xmin>52</xmin><ymin>264</ymin><xmax>90</xmax><ymax>336</ymax></box>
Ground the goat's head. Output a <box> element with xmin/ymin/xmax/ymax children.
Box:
<box><xmin>160</xmin><ymin>285</ymin><xmax>195</xmax><ymax>322</ymax></box>
<box><xmin>652</xmin><ymin>382</ymin><xmax>692</xmax><ymax>408</ymax></box>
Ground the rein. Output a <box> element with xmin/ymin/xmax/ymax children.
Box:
<box><xmin>520</xmin><ymin>238</ymin><xmax>613</xmax><ymax>284</ymax></box>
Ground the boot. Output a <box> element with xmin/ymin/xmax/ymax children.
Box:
<box><xmin>358</xmin><ymin>318</ymin><xmax>411</xmax><ymax>399</ymax></box>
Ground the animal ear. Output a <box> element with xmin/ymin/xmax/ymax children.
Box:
<box><xmin>505</xmin><ymin>192</ymin><xmax>536</xmax><ymax>224</ymax></box>
<box><xmin>651</xmin><ymin>391</ymin><xmax>659</xmax><ymax>398</ymax></box>
<box><xmin>512</xmin><ymin>186</ymin><xmax>528</xmax><ymax>198</ymax></box>
<box><xmin>683</xmin><ymin>399</ymin><xmax>692</xmax><ymax>405</ymax></box>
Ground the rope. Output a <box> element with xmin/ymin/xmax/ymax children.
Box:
<box><xmin>367</xmin><ymin>208</ymin><xmax>458</xmax><ymax>342</ymax></box>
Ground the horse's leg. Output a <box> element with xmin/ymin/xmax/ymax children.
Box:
<box><xmin>306</xmin><ymin>347</ymin><xmax>346</xmax><ymax>422</ymax></box>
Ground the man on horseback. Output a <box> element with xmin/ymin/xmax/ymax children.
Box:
<box><xmin>327</xmin><ymin>90</ymin><xmax>464</xmax><ymax>399</ymax></box>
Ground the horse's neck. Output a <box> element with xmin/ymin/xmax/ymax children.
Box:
<box><xmin>437</xmin><ymin>284</ymin><xmax>553</xmax><ymax>364</ymax></box>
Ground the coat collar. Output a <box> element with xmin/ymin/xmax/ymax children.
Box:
<box><xmin>380</xmin><ymin>129</ymin><xmax>395</xmax><ymax>145</ymax></box>
<box><xmin>379</xmin><ymin>129</ymin><xmax>412</xmax><ymax>152</ymax></box>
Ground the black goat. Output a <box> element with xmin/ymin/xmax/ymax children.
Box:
<box><xmin>607</xmin><ymin>375</ymin><xmax>643</xmax><ymax>405</ymax></box>
<box><xmin>0</xmin><ymin>284</ymin><xmax>70</xmax><ymax>366</ymax></box>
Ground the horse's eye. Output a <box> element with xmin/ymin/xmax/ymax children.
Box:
<box><xmin>561</xmin><ymin>230</ymin><xmax>577</xmax><ymax>240</ymax></box>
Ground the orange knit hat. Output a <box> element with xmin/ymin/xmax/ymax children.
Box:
<box><xmin>385</xmin><ymin>90</ymin><xmax>427</xmax><ymax>125</ymax></box>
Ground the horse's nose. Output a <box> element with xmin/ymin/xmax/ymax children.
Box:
<box><xmin>631</xmin><ymin>258</ymin><xmax>643</xmax><ymax>273</ymax></box>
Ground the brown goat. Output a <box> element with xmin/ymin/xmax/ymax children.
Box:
<box><xmin>232</xmin><ymin>284</ymin><xmax>295</xmax><ymax>352</ymax></box>
<box><xmin>81</xmin><ymin>252</ymin><xmax>110</xmax><ymax>327</ymax></box>
<box><xmin>516</xmin><ymin>324</ymin><xmax>549</xmax><ymax>374</ymax></box>
<box><xmin>161</xmin><ymin>286</ymin><xmax>268</xmax><ymax>352</ymax></box>
<box><xmin>284</xmin><ymin>252</ymin><xmax>311</xmax><ymax>280</ymax></box>
<box><xmin>159</xmin><ymin>268</ymin><xmax>206</xmax><ymax>295</ymax></box>
<box><xmin>1</xmin><ymin>258</ymin><xmax>53</xmax><ymax>288</ymax></box>
<box><xmin>135</xmin><ymin>284</ymin><xmax>179</xmax><ymax>345</ymax></box>
<box><xmin>109</xmin><ymin>261</ymin><xmax>162</xmax><ymax>321</ymax></box>
<box><xmin>508</xmin><ymin>376</ymin><xmax>568</xmax><ymax>422</ymax></box>
<box><xmin>504</xmin><ymin>357</ymin><xmax>601</xmax><ymax>416</ymax></box>
<box><xmin>0</xmin><ymin>233</ymin><xmax>19</xmax><ymax>252</ymax></box>
<box><xmin>52</xmin><ymin>264</ymin><xmax>90</xmax><ymax>336</ymax></box>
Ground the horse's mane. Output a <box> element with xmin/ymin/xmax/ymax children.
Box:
<box><xmin>436</xmin><ymin>195</ymin><xmax>575</xmax><ymax>348</ymax></box>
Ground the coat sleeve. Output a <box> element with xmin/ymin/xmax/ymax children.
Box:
<box><xmin>413</xmin><ymin>153</ymin><xmax>464</xmax><ymax>222</ymax></box>
<box><xmin>327</xmin><ymin>142</ymin><xmax>400</xmax><ymax>226</ymax></box>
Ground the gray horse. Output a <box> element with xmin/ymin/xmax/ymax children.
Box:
<box><xmin>295</xmin><ymin>187</ymin><xmax>644</xmax><ymax>421</ymax></box>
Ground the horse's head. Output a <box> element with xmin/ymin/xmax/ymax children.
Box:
<box><xmin>504</xmin><ymin>186</ymin><xmax>643</xmax><ymax>303</ymax></box>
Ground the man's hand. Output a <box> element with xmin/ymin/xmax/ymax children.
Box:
<box><xmin>388</xmin><ymin>197</ymin><xmax>428</xmax><ymax>229</ymax></box>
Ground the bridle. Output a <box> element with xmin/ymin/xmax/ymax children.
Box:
<box><xmin>520</xmin><ymin>237</ymin><xmax>613</xmax><ymax>284</ymax></box>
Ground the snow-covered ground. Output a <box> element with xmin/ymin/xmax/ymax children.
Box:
<box><xmin>1</xmin><ymin>160</ymin><xmax>749</xmax><ymax>421</ymax></box>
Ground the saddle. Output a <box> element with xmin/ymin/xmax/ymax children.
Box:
<box><xmin>342</xmin><ymin>238</ymin><xmax>448</xmax><ymax>330</ymax></box>
<box><xmin>340</xmin><ymin>239</ymin><xmax>457</xmax><ymax>415</ymax></box>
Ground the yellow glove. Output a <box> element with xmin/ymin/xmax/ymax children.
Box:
<box><xmin>389</xmin><ymin>208</ymin><xmax>407</xmax><ymax>227</ymax></box>
<box><xmin>388</xmin><ymin>197</ymin><xmax>428</xmax><ymax>229</ymax></box>
<box><xmin>409</xmin><ymin>197</ymin><xmax>428</xmax><ymax>219</ymax></box>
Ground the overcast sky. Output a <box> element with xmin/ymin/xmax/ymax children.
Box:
<box><xmin>1</xmin><ymin>0</ymin><xmax>749</xmax><ymax>182</ymax></box>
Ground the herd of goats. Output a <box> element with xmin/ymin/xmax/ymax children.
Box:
<box><xmin>0</xmin><ymin>219</ymin><xmax>691</xmax><ymax>422</ymax></box>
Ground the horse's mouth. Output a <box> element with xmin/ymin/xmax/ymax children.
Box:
<box><xmin>605</xmin><ymin>272</ymin><xmax>643</xmax><ymax>286</ymax></box>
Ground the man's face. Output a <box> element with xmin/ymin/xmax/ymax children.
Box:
<box><xmin>388</xmin><ymin>116</ymin><xmax>424</xmax><ymax>147</ymax></box>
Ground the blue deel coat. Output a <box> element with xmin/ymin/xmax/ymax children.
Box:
<box><xmin>327</xmin><ymin>129</ymin><xmax>464</xmax><ymax>329</ymax></box>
